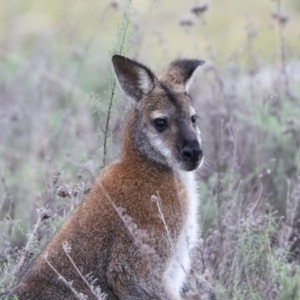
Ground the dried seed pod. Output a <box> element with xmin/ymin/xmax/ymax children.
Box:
<box><xmin>110</xmin><ymin>0</ymin><xmax>119</xmax><ymax>9</ymax></box>
<box><xmin>57</xmin><ymin>186</ymin><xmax>68</xmax><ymax>198</ymax></box>
<box><xmin>191</xmin><ymin>4</ymin><xmax>208</xmax><ymax>17</ymax></box>
<box><xmin>271</xmin><ymin>12</ymin><xmax>289</xmax><ymax>24</ymax></box>
<box><xmin>179</xmin><ymin>15</ymin><xmax>196</xmax><ymax>27</ymax></box>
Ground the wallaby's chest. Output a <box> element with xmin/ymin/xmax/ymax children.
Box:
<box><xmin>165</xmin><ymin>171</ymin><xmax>200</xmax><ymax>296</ymax></box>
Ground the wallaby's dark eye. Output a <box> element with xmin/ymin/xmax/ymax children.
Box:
<box><xmin>191</xmin><ymin>115</ymin><xmax>197</xmax><ymax>124</ymax></box>
<box><xmin>153</xmin><ymin>118</ymin><xmax>168</xmax><ymax>131</ymax></box>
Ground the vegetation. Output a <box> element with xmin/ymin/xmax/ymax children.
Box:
<box><xmin>1</xmin><ymin>0</ymin><xmax>300</xmax><ymax>299</ymax></box>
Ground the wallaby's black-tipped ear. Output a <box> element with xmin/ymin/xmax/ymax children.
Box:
<box><xmin>112</xmin><ymin>55</ymin><xmax>156</xmax><ymax>101</ymax></box>
<box><xmin>159</xmin><ymin>59</ymin><xmax>205</xmax><ymax>93</ymax></box>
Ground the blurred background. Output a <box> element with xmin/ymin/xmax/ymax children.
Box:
<box><xmin>1</xmin><ymin>1</ymin><xmax>300</xmax><ymax>298</ymax></box>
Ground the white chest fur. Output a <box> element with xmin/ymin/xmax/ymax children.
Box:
<box><xmin>165</xmin><ymin>170</ymin><xmax>200</xmax><ymax>297</ymax></box>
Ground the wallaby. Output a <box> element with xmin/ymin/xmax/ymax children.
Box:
<box><xmin>10</xmin><ymin>55</ymin><xmax>215</xmax><ymax>299</ymax></box>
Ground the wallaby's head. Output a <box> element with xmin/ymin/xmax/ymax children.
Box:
<box><xmin>112</xmin><ymin>55</ymin><xmax>205</xmax><ymax>171</ymax></box>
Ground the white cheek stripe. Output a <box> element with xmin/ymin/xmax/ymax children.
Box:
<box><xmin>148</xmin><ymin>132</ymin><xmax>175</xmax><ymax>165</ymax></box>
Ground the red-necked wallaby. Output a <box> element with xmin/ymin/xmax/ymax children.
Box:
<box><xmin>10</xmin><ymin>55</ymin><xmax>215</xmax><ymax>299</ymax></box>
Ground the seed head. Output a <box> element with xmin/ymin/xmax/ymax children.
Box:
<box><xmin>271</xmin><ymin>12</ymin><xmax>289</xmax><ymax>24</ymax></box>
<box><xmin>110</xmin><ymin>1</ymin><xmax>119</xmax><ymax>9</ymax></box>
<box><xmin>191</xmin><ymin>4</ymin><xmax>208</xmax><ymax>17</ymax></box>
<box><xmin>179</xmin><ymin>15</ymin><xmax>196</xmax><ymax>27</ymax></box>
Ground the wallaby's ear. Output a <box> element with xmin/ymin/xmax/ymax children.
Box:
<box><xmin>112</xmin><ymin>55</ymin><xmax>156</xmax><ymax>101</ymax></box>
<box><xmin>159</xmin><ymin>59</ymin><xmax>205</xmax><ymax>93</ymax></box>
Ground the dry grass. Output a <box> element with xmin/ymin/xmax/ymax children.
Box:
<box><xmin>1</xmin><ymin>0</ymin><xmax>300</xmax><ymax>299</ymax></box>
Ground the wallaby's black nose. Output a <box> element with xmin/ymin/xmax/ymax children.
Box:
<box><xmin>181</xmin><ymin>143</ymin><xmax>203</xmax><ymax>163</ymax></box>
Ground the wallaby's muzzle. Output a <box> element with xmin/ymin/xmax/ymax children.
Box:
<box><xmin>180</xmin><ymin>140</ymin><xmax>203</xmax><ymax>171</ymax></box>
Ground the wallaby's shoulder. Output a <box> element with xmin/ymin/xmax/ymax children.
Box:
<box><xmin>84</xmin><ymin>154</ymin><xmax>187</xmax><ymax>229</ymax></box>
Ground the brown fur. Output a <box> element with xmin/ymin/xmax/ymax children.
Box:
<box><xmin>10</xmin><ymin>55</ymin><xmax>212</xmax><ymax>300</ymax></box>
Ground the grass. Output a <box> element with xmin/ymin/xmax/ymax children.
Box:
<box><xmin>1</xmin><ymin>0</ymin><xmax>300</xmax><ymax>299</ymax></box>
